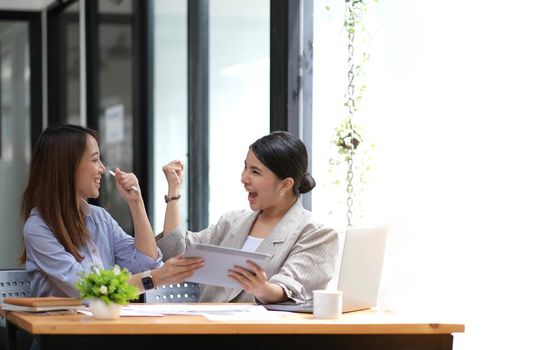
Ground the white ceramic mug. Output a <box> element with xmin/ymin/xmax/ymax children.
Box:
<box><xmin>313</xmin><ymin>290</ymin><xmax>342</xmax><ymax>319</ymax></box>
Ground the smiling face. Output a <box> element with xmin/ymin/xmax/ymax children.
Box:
<box><xmin>241</xmin><ymin>149</ymin><xmax>289</xmax><ymax>211</ymax></box>
<box><xmin>75</xmin><ymin>134</ymin><xmax>106</xmax><ymax>201</ymax></box>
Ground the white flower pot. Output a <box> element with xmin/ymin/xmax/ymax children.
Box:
<box><xmin>89</xmin><ymin>299</ymin><xmax>122</xmax><ymax>320</ymax></box>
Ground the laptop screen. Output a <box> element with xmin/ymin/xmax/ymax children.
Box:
<box><xmin>337</xmin><ymin>226</ymin><xmax>388</xmax><ymax>312</ymax></box>
<box><xmin>263</xmin><ymin>226</ymin><xmax>388</xmax><ymax>313</ymax></box>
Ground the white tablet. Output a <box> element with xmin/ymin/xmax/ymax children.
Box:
<box><xmin>181</xmin><ymin>243</ymin><xmax>272</xmax><ymax>289</ymax></box>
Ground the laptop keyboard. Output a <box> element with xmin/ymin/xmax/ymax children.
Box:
<box><xmin>262</xmin><ymin>300</ymin><xmax>314</xmax><ymax>313</ymax></box>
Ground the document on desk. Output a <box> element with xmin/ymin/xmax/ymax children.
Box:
<box><xmin>77</xmin><ymin>306</ymin><xmax>164</xmax><ymax>317</ymax></box>
<box><xmin>200</xmin><ymin>306</ymin><xmax>284</xmax><ymax>322</ymax></box>
<box><xmin>121</xmin><ymin>304</ymin><xmax>283</xmax><ymax>321</ymax></box>
<box><xmin>124</xmin><ymin>303</ymin><xmax>257</xmax><ymax>315</ymax></box>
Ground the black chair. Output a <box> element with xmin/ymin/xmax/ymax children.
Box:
<box><xmin>144</xmin><ymin>281</ymin><xmax>199</xmax><ymax>303</ymax></box>
<box><xmin>0</xmin><ymin>269</ymin><xmax>33</xmax><ymax>350</ymax></box>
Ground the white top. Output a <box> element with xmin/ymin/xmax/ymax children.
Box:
<box><xmin>241</xmin><ymin>235</ymin><xmax>264</xmax><ymax>252</ymax></box>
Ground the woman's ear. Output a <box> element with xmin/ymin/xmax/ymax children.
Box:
<box><xmin>281</xmin><ymin>177</ymin><xmax>295</xmax><ymax>194</ymax></box>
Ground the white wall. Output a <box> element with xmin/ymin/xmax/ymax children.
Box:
<box><xmin>313</xmin><ymin>1</ymin><xmax>558</xmax><ymax>349</ymax></box>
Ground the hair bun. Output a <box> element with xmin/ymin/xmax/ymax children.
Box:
<box><xmin>298</xmin><ymin>173</ymin><xmax>316</xmax><ymax>194</ymax></box>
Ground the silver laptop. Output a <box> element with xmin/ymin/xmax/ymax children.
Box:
<box><xmin>264</xmin><ymin>226</ymin><xmax>388</xmax><ymax>313</ymax></box>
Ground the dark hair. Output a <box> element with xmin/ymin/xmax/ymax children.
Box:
<box><xmin>249</xmin><ymin>131</ymin><xmax>316</xmax><ymax>195</ymax></box>
<box><xmin>20</xmin><ymin>124</ymin><xmax>99</xmax><ymax>264</ymax></box>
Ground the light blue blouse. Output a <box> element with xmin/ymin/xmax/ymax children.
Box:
<box><xmin>23</xmin><ymin>203</ymin><xmax>162</xmax><ymax>297</ymax></box>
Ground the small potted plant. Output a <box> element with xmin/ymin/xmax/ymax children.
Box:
<box><xmin>75</xmin><ymin>265</ymin><xmax>139</xmax><ymax>319</ymax></box>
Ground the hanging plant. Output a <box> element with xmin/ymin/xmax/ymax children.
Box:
<box><xmin>328</xmin><ymin>0</ymin><xmax>375</xmax><ymax>229</ymax></box>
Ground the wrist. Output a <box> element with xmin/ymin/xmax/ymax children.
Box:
<box><xmin>149</xmin><ymin>269</ymin><xmax>161</xmax><ymax>288</ymax></box>
<box><xmin>167</xmin><ymin>185</ymin><xmax>181</xmax><ymax>196</ymax></box>
<box><xmin>127</xmin><ymin>196</ymin><xmax>145</xmax><ymax>207</ymax></box>
<box><xmin>141</xmin><ymin>270</ymin><xmax>155</xmax><ymax>291</ymax></box>
<box><xmin>164</xmin><ymin>193</ymin><xmax>181</xmax><ymax>203</ymax></box>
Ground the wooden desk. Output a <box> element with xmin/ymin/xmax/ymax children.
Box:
<box><xmin>2</xmin><ymin>306</ymin><xmax>464</xmax><ymax>350</ymax></box>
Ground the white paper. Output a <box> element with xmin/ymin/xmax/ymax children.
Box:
<box><xmin>201</xmin><ymin>306</ymin><xmax>284</xmax><ymax>321</ymax></box>
<box><xmin>78</xmin><ymin>304</ymin><xmax>279</xmax><ymax>320</ymax></box>
<box><xmin>78</xmin><ymin>308</ymin><xmax>163</xmax><ymax>317</ymax></box>
<box><xmin>123</xmin><ymin>303</ymin><xmax>261</xmax><ymax>315</ymax></box>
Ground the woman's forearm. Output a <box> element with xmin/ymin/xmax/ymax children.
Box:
<box><xmin>130</xmin><ymin>257</ymin><xmax>205</xmax><ymax>294</ymax></box>
<box><xmin>129</xmin><ymin>198</ymin><xmax>158</xmax><ymax>259</ymax></box>
<box><xmin>256</xmin><ymin>282</ymin><xmax>287</xmax><ymax>304</ymax></box>
<box><xmin>162</xmin><ymin>186</ymin><xmax>181</xmax><ymax>235</ymax></box>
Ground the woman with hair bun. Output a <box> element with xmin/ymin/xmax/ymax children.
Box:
<box><xmin>157</xmin><ymin>131</ymin><xmax>338</xmax><ymax>304</ymax></box>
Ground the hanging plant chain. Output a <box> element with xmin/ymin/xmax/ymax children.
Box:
<box><xmin>345</xmin><ymin>0</ymin><xmax>358</xmax><ymax>228</ymax></box>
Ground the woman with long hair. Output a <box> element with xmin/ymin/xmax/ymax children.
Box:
<box><xmin>21</xmin><ymin>124</ymin><xmax>203</xmax><ymax>297</ymax></box>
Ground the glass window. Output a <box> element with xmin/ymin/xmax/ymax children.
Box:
<box><xmin>152</xmin><ymin>0</ymin><xmax>188</xmax><ymax>232</ymax></box>
<box><xmin>48</xmin><ymin>1</ymin><xmax>80</xmax><ymax>125</ymax></box>
<box><xmin>312</xmin><ymin>1</ymin><xmax>346</xmax><ymax>229</ymax></box>
<box><xmin>97</xmin><ymin>0</ymin><xmax>135</xmax><ymax>233</ymax></box>
<box><xmin>64</xmin><ymin>2</ymin><xmax>80</xmax><ymax>125</ymax></box>
<box><xmin>313</xmin><ymin>2</ymin><xmax>558</xmax><ymax>350</ymax></box>
<box><xmin>312</xmin><ymin>1</ymin><xmax>381</xmax><ymax>229</ymax></box>
<box><xmin>208</xmin><ymin>0</ymin><xmax>269</xmax><ymax>223</ymax></box>
<box><xmin>0</xmin><ymin>20</ymin><xmax>31</xmax><ymax>268</ymax></box>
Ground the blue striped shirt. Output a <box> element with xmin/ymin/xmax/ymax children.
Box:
<box><xmin>23</xmin><ymin>202</ymin><xmax>162</xmax><ymax>297</ymax></box>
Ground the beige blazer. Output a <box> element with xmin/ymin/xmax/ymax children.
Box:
<box><xmin>156</xmin><ymin>199</ymin><xmax>339</xmax><ymax>303</ymax></box>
